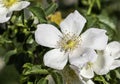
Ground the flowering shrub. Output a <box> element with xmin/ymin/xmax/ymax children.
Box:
<box><xmin>0</xmin><ymin>0</ymin><xmax>120</xmax><ymax>84</ymax></box>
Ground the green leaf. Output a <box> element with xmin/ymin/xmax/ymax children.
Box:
<box><xmin>85</xmin><ymin>15</ymin><xmax>98</xmax><ymax>31</ymax></box>
<box><xmin>98</xmin><ymin>22</ymin><xmax>115</xmax><ymax>41</ymax></box>
<box><xmin>21</xmin><ymin>10</ymin><xmax>25</xmax><ymax>25</ymax></box>
<box><xmin>94</xmin><ymin>76</ymin><xmax>109</xmax><ymax>84</ymax></box>
<box><xmin>37</xmin><ymin>78</ymin><xmax>48</xmax><ymax>84</ymax></box>
<box><xmin>29</xmin><ymin>6</ymin><xmax>47</xmax><ymax>23</ymax></box>
<box><xmin>4</xmin><ymin>49</ymin><xmax>17</xmax><ymax>63</ymax></box>
<box><xmin>51</xmin><ymin>72</ymin><xmax>63</xmax><ymax>84</ymax></box>
<box><xmin>27</xmin><ymin>81</ymin><xmax>33</xmax><ymax>84</ymax></box>
<box><xmin>0</xmin><ymin>36</ymin><xmax>12</xmax><ymax>44</ymax></box>
<box><xmin>45</xmin><ymin>3</ymin><xmax>58</xmax><ymax>16</ymax></box>
<box><xmin>105</xmin><ymin>73</ymin><xmax>111</xmax><ymax>81</ymax></box>
<box><xmin>23</xmin><ymin>63</ymin><xmax>33</xmax><ymax>69</ymax></box>
<box><xmin>0</xmin><ymin>64</ymin><xmax>20</xmax><ymax>84</ymax></box>
<box><xmin>97</xmin><ymin>11</ymin><xmax>116</xmax><ymax>31</ymax></box>
<box><xmin>23</xmin><ymin>63</ymin><xmax>49</xmax><ymax>75</ymax></box>
<box><xmin>115</xmin><ymin>70</ymin><xmax>120</xmax><ymax>79</ymax></box>
<box><xmin>96</xmin><ymin>0</ymin><xmax>101</xmax><ymax>9</ymax></box>
<box><xmin>20</xmin><ymin>75</ymin><xmax>29</xmax><ymax>83</ymax></box>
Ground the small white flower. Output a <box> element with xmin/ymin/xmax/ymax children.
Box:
<box><xmin>93</xmin><ymin>41</ymin><xmax>120</xmax><ymax>75</ymax></box>
<box><xmin>0</xmin><ymin>0</ymin><xmax>30</xmax><ymax>23</ymax></box>
<box><xmin>35</xmin><ymin>10</ymin><xmax>108</xmax><ymax>70</ymax></box>
<box><xmin>70</xmin><ymin>65</ymin><xmax>95</xmax><ymax>84</ymax></box>
<box><xmin>79</xmin><ymin>49</ymin><xmax>98</xmax><ymax>78</ymax></box>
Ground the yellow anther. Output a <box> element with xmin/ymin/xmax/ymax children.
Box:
<box><xmin>58</xmin><ymin>34</ymin><xmax>81</xmax><ymax>52</ymax></box>
<box><xmin>86</xmin><ymin>62</ymin><xmax>93</xmax><ymax>69</ymax></box>
<box><xmin>65</xmin><ymin>40</ymin><xmax>77</xmax><ymax>49</ymax></box>
<box><xmin>3</xmin><ymin>0</ymin><xmax>17</xmax><ymax>8</ymax></box>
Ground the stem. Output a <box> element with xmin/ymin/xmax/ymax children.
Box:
<box><xmin>87</xmin><ymin>0</ymin><xmax>95</xmax><ymax>15</ymax></box>
<box><xmin>61</xmin><ymin>65</ymin><xmax>81</xmax><ymax>84</ymax></box>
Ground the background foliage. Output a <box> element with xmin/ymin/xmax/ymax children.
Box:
<box><xmin>0</xmin><ymin>0</ymin><xmax>120</xmax><ymax>84</ymax></box>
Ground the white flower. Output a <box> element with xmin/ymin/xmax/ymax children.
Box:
<box><xmin>79</xmin><ymin>49</ymin><xmax>98</xmax><ymax>78</ymax></box>
<box><xmin>0</xmin><ymin>0</ymin><xmax>30</xmax><ymax>23</ymax></box>
<box><xmin>70</xmin><ymin>65</ymin><xmax>95</xmax><ymax>84</ymax></box>
<box><xmin>35</xmin><ymin>10</ymin><xmax>108</xmax><ymax>70</ymax></box>
<box><xmin>93</xmin><ymin>41</ymin><xmax>120</xmax><ymax>75</ymax></box>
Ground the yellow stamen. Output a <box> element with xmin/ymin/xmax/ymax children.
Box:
<box><xmin>3</xmin><ymin>0</ymin><xmax>18</xmax><ymax>8</ymax></box>
<box><xmin>86</xmin><ymin>62</ymin><xmax>93</xmax><ymax>69</ymax></box>
<box><xmin>58</xmin><ymin>34</ymin><xmax>81</xmax><ymax>52</ymax></box>
<box><xmin>63</xmin><ymin>40</ymin><xmax>78</xmax><ymax>51</ymax></box>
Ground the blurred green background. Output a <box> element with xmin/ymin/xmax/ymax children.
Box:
<box><xmin>0</xmin><ymin>0</ymin><xmax>120</xmax><ymax>84</ymax></box>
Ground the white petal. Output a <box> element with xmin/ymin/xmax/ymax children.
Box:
<box><xmin>60</xmin><ymin>10</ymin><xmax>86</xmax><ymax>36</ymax></box>
<box><xmin>78</xmin><ymin>75</ymin><xmax>86</xmax><ymax>84</ymax></box>
<box><xmin>69</xmin><ymin>48</ymin><xmax>97</xmax><ymax>68</ymax></box>
<box><xmin>0</xmin><ymin>12</ymin><xmax>12</xmax><ymax>23</ymax></box>
<box><xmin>78</xmin><ymin>75</ymin><xmax>94</xmax><ymax>84</ymax></box>
<box><xmin>84</xmin><ymin>49</ymin><xmax>98</xmax><ymax>63</ymax></box>
<box><xmin>0</xmin><ymin>6</ymin><xmax>8</xmax><ymax>15</ymax></box>
<box><xmin>0</xmin><ymin>7</ymin><xmax>10</xmax><ymax>23</ymax></box>
<box><xmin>9</xmin><ymin>1</ymin><xmax>30</xmax><ymax>11</ymax></box>
<box><xmin>35</xmin><ymin>24</ymin><xmax>62</xmax><ymax>48</ymax></box>
<box><xmin>80</xmin><ymin>67</ymin><xmax>94</xmax><ymax>78</ymax></box>
<box><xmin>71</xmin><ymin>66</ymin><xmax>95</xmax><ymax>84</ymax></box>
<box><xmin>43</xmin><ymin>49</ymin><xmax>68</xmax><ymax>70</ymax></box>
<box><xmin>110</xmin><ymin>60</ymin><xmax>120</xmax><ymax>70</ymax></box>
<box><xmin>86</xmin><ymin>80</ymin><xmax>94</xmax><ymax>84</ymax></box>
<box><xmin>69</xmin><ymin>47</ymin><xmax>85</xmax><ymax>68</ymax></box>
<box><xmin>105</xmin><ymin>41</ymin><xmax>120</xmax><ymax>59</ymax></box>
<box><xmin>81</xmin><ymin>28</ymin><xmax>108</xmax><ymax>50</ymax></box>
<box><xmin>0</xmin><ymin>15</ymin><xmax>10</xmax><ymax>23</ymax></box>
<box><xmin>93</xmin><ymin>52</ymin><xmax>114</xmax><ymax>75</ymax></box>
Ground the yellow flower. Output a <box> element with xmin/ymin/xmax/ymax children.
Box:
<box><xmin>48</xmin><ymin>11</ymin><xmax>62</xmax><ymax>25</ymax></box>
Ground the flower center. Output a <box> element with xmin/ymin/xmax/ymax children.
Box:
<box><xmin>86</xmin><ymin>62</ymin><xmax>93</xmax><ymax>69</ymax></box>
<box><xmin>63</xmin><ymin>40</ymin><xmax>77</xmax><ymax>51</ymax></box>
<box><xmin>58</xmin><ymin>34</ymin><xmax>81</xmax><ymax>52</ymax></box>
<box><xmin>3</xmin><ymin>0</ymin><xmax>18</xmax><ymax>8</ymax></box>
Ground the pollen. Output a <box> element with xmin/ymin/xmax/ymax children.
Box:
<box><xmin>86</xmin><ymin>62</ymin><xmax>93</xmax><ymax>69</ymax></box>
<box><xmin>3</xmin><ymin>0</ymin><xmax>18</xmax><ymax>8</ymax></box>
<box><xmin>58</xmin><ymin>34</ymin><xmax>81</xmax><ymax>52</ymax></box>
<box><xmin>63</xmin><ymin>40</ymin><xmax>78</xmax><ymax>51</ymax></box>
